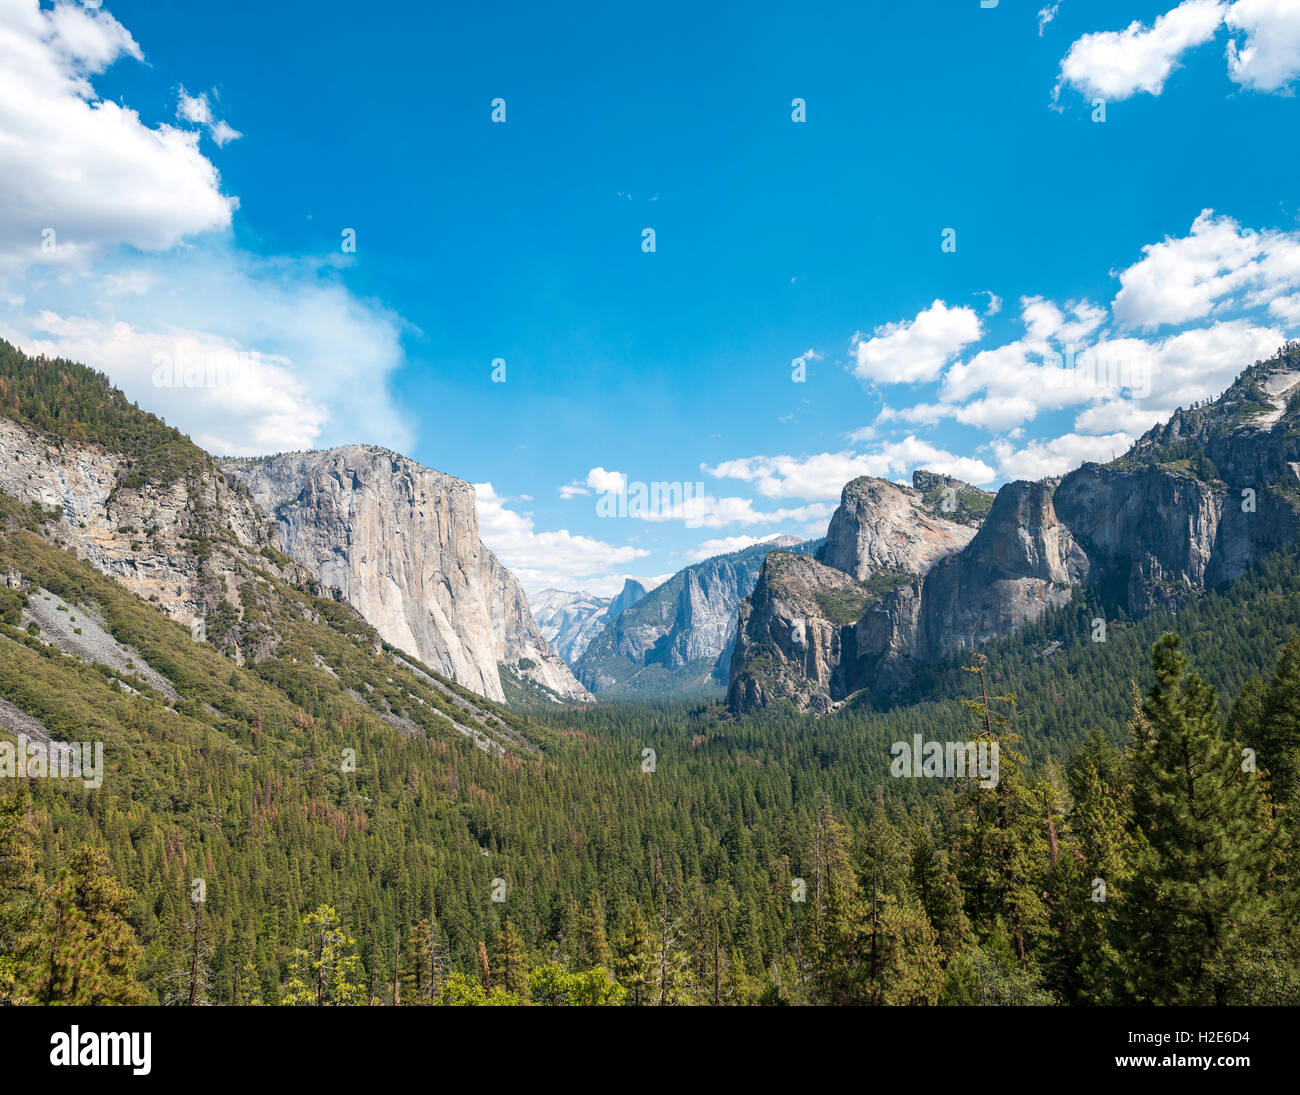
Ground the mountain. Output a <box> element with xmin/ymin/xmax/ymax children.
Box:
<box><xmin>574</xmin><ymin>535</ymin><xmax>816</xmax><ymax>696</ymax></box>
<box><xmin>729</xmin><ymin>474</ymin><xmax>993</xmax><ymax>713</ymax></box>
<box><xmin>530</xmin><ymin>577</ymin><xmax>650</xmax><ymax>666</ymax></box>
<box><xmin>0</xmin><ymin>338</ymin><xmax>536</xmax><ymax>750</ymax></box>
<box><xmin>220</xmin><ymin>447</ymin><xmax>591</xmax><ymax>706</ymax></box>
<box><xmin>729</xmin><ymin>343</ymin><xmax>1300</xmax><ymax>714</ymax></box>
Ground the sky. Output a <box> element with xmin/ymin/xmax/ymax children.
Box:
<box><xmin>3</xmin><ymin>0</ymin><xmax>1300</xmax><ymax>595</ymax></box>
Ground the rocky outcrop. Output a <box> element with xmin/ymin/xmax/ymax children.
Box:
<box><xmin>221</xmin><ymin>446</ymin><xmax>590</xmax><ymax>705</ymax></box>
<box><xmin>817</xmin><ymin>475</ymin><xmax>983</xmax><ymax>580</ymax></box>
<box><xmin>0</xmin><ymin>415</ymin><xmax>294</xmax><ymax>655</ymax></box>
<box><xmin>483</xmin><ymin>550</ymin><xmax>598</xmax><ymax>702</ymax></box>
<box><xmin>531</xmin><ymin>578</ymin><xmax>650</xmax><ymax>666</ymax></box>
<box><xmin>727</xmin><ymin>552</ymin><xmax>878</xmax><ymax>714</ymax></box>
<box><xmin>730</xmin><ymin>346</ymin><xmax>1300</xmax><ymax>714</ymax></box>
<box><xmin>576</xmin><ymin>536</ymin><xmax>813</xmax><ymax>696</ymax></box>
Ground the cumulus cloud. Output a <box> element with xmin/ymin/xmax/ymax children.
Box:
<box><xmin>0</xmin><ymin>0</ymin><xmax>235</xmax><ymax>273</ymax></box>
<box><xmin>1225</xmin><ymin>0</ymin><xmax>1300</xmax><ymax>91</ymax></box>
<box><xmin>705</xmin><ymin>440</ymin><xmax>998</xmax><ymax>498</ymax></box>
<box><xmin>684</xmin><ymin>534</ymin><xmax>794</xmax><ymax>561</ymax></box>
<box><xmin>991</xmin><ymin>432</ymin><xmax>1134</xmax><ymax>480</ymax></box>
<box><xmin>1055</xmin><ymin>0</ymin><xmax>1227</xmax><ymax>100</ymax></box>
<box><xmin>1069</xmin><ymin>319</ymin><xmax>1283</xmax><ymax>435</ymax></box>
<box><xmin>0</xmin><ymin>1</ymin><xmax>414</xmax><ymax>456</ymax></box>
<box><xmin>851</xmin><ymin>299</ymin><xmax>983</xmax><ymax>385</ymax></box>
<box><xmin>1112</xmin><ymin>210</ymin><xmax>1300</xmax><ymax>330</ymax></box>
<box><xmin>8</xmin><ymin>313</ymin><xmax>327</xmax><ymax>456</ymax></box>
<box><xmin>474</xmin><ymin>483</ymin><xmax>652</xmax><ymax>596</ymax></box>
<box><xmin>1056</xmin><ymin>0</ymin><xmax>1300</xmax><ymax>101</ymax></box>
<box><xmin>2</xmin><ymin>245</ymin><xmax>417</xmax><ymax>456</ymax></box>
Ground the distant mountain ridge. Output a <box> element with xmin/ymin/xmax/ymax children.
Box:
<box><xmin>530</xmin><ymin>578</ymin><xmax>650</xmax><ymax>666</ymax></box>
<box><xmin>574</xmin><ymin>535</ymin><xmax>819</xmax><ymax>697</ymax></box>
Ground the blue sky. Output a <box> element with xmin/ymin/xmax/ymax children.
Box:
<box><xmin>3</xmin><ymin>0</ymin><xmax>1300</xmax><ymax>593</ymax></box>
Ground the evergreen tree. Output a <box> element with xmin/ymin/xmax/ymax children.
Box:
<box><xmin>0</xmin><ymin>786</ymin><xmax>38</xmax><ymax>1004</ymax></box>
<box><xmin>491</xmin><ymin>920</ymin><xmax>530</xmax><ymax>1001</ymax></box>
<box><xmin>613</xmin><ymin>902</ymin><xmax>655</xmax><ymax>1006</ymax></box>
<box><xmin>281</xmin><ymin>905</ymin><xmax>366</xmax><ymax>1006</ymax></box>
<box><xmin>1122</xmin><ymin>635</ymin><xmax>1277</xmax><ymax>1004</ymax></box>
<box><xmin>39</xmin><ymin>846</ymin><xmax>144</xmax><ymax>1005</ymax></box>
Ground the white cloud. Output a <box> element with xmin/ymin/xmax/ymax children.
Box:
<box><xmin>0</xmin><ymin>0</ymin><xmax>235</xmax><ymax>272</ymax></box>
<box><xmin>8</xmin><ymin>312</ymin><xmax>327</xmax><ymax>455</ymax></box>
<box><xmin>630</xmin><ymin>494</ymin><xmax>834</xmax><ymax>529</ymax></box>
<box><xmin>474</xmin><ymin>482</ymin><xmax>651</xmax><ymax>596</ymax></box>
<box><xmin>992</xmin><ymin>432</ymin><xmax>1134</xmax><ymax>480</ymax></box>
<box><xmin>1070</xmin><ymin>319</ymin><xmax>1283</xmax><ymax>434</ymax></box>
<box><xmin>705</xmin><ymin>440</ymin><xmax>998</xmax><ymax>498</ymax></box>
<box><xmin>586</xmin><ymin>466</ymin><xmax>627</xmax><ymax>495</ymax></box>
<box><xmin>177</xmin><ymin>88</ymin><xmax>242</xmax><ymax>146</ymax></box>
<box><xmin>1039</xmin><ymin>4</ymin><xmax>1060</xmax><ymax>36</ymax></box>
<box><xmin>1226</xmin><ymin>0</ymin><xmax>1300</xmax><ymax>91</ymax></box>
<box><xmin>851</xmin><ymin>299</ymin><xmax>983</xmax><ymax>385</ymax></box>
<box><xmin>1055</xmin><ymin>0</ymin><xmax>1227</xmax><ymax>100</ymax></box>
<box><xmin>1021</xmin><ymin>295</ymin><xmax>1107</xmax><ymax>345</ymax></box>
<box><xmin>685</xmin><ymin>533</ymin><xmax>791</xmax><ymax>561</ymax></box>
<box><xmin>1112</xmin><ymin>210</ymin><xmax>1300</xmax><ymax>330</ymax></box>
<box><xmin>3</xmin><ymin>244</ymin><xmax>417</xmax><ymax>456</ymax></box>
<box><xmin>0</xmin><ymin>1</ymin><xmax>413</xmax><ymax>456</ymax></box>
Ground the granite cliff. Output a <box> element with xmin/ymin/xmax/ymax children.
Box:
<box><xmin>221</xmin><ymin>447</ymin><xmax>591</xmax><ymax>705</ymax></box>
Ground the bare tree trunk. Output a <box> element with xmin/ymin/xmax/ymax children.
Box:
<box><xmin>187</xmin><ymin>899</ymin><xmax>203</xmax><ymax>1006</ymax></box>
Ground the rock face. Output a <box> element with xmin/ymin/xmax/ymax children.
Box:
<box><xmin>817</xmin><ymin>476</ymin><xmax>982</xmax><ymax>580</ymax></box>
<box><xmin>221</xmin><ymin>447</ymin><xmax>590</xmax><ymax>705</ymax></box>
<box><xmin>0</xmin><ymin>415</ymin><xmax>293</xmax><ymax>653</ymax></box>
<box><xmin>576</xmin><ymin>536</ymin><xmax>814</xmax><ymax>696</ymax></box>
<box><xmin>730</xmin><ymin>473</ymin><xmax>990</xmax><ymax>713</ymax></box>
<box><xmin>728</xmin><ymin>552</ymin><xmax>876</xmax><ymax>714</ymax></box>
<box><xmin>531</xmin><ymin>578</ymin><xmax>650</xmax><ymax>666</ymax></box>
<box><xmin>483</xmin><ymin>550</ymin><xmax>598</xmax><ymax>702</ymax></box>
<box><xmin>729</xmin><ymin>345</ymin><xmax>1300</xmax><ymax>714</ymax></box>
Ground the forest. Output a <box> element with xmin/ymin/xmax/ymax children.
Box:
<box><xmin>0</xmin><ymin>341</ymin><xmax>1297</xmax><ymax>1006</ymax></box>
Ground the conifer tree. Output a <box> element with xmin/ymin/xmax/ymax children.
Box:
<box><xmin>491</xmin><ymin>920</ymin><xmax>530</xmax><ymax>1001</ymax></box>
<box><xmin>39</xmin><ymin>846</ymin><xmax>144</xmax><ymax>1005</ymax></box>
<box><xmin>576</xmin><ymin>893</ymin><xmax>613</xmax><ymax>971</ymax></box>
<box><xmin>613</xmin><ymin>902</ymin><xmax>655</xmax><ymax>1006</ymax></box>
<box><xmin>281</xmin><ymin>905</ymin><xmax>366</xmax><ymax>1006</ymax></box>
<box><xmin>0</xmin><ymin>787</ymin><xmax>38</xmax><ymax>1004</ymax></box>
<box><xmin>1122</xmin><ymin>634</ymin><xmax>1277</xmax><ymax>1004</ymax></box>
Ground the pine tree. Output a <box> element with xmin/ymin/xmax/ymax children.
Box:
<box><xmin>613</xmin><ymin>902</ymin><xmax>655</xmax><ymax>1006</ymax></box>
<box><xmin>39</xmin><ymin>846</ymin><xmax>144</xmax><ymax>1005</ymax></box>
<box><xmin>1250</xmin><ymin>635</ymin><xmax>1300</xmax><ymax>803</ymax></box>
<box><xmin>804</xmin><ymin>797</ymin><xmax>866</xmax><ymax>1004</ymax></box>
<box><xmin>491</xmin><ymin>920</ymin><xmax>530</xmax><ymax>1001</ymax></box>
<box><xmin>952</xmin><ymin>656</ymin><xmax>1051</xmax><ymax>964</ymax></box>
<box><xmin>1045</xmin><ymin>729</ymin><xmax>1131</xmax><ymax>1004</ymax></box>
<box><xmin>281</xmin><ymin>905</ymin><xmax>366</xmax><ymax>1006</ymax></box>
<box><xmin>907</xmin><ymin>822</ymin><xmax>969</xmax><ymax>955</ymax></box>
<box><xmin>0</xmin><ymin>786</ymin><xmax>39</xmax><ymax>1004</ymax></box>
<box><xmin>1122</xmin><ymin>634</ymin><xmax>1277</xmax><ymax>1004</ymax></box>
<box><xmin>576</xmin><ymin>893</ymin><xmax>613</xmax><ymax>972</ymax></box>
